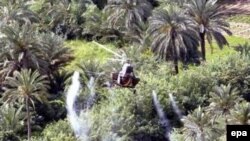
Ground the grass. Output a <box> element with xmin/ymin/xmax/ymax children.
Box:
<box><xmin>64</xmin><ymin>36</ymin><xmax>249</xmax><ymax>72</ymax></box>
<box><xmin>183</xmin><ymin>36</ymin><xmax>249</xmax><ymax>73</ymax></box>
<box><xmin>64</xmin><ymin>40</ymin><xmax>116</xmax><ymax>70</ymax></box>
<box><xmin>206</xmin><ymin>36</ymin><xmax>249</xmax><ymax>62</ymax></box>
<box><xmin>227</xmin><ymin>15</ymin><xmax>250</xmax><ymax>24</ymax></box>
<box><xmin>226</xmin><ymin>36</ymin><xmax>249</xmax><ymax>46</ymax></box>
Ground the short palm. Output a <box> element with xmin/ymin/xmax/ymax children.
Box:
<box><xmin>147</xmin><ymin>7</ymin><xmax>199</xmax><ymax>74</ymax></box>
<box><xmin>229</xmin><ymin>101</ymin><xmax>250</xmax><ymax>125</ymax></box>
<box><xmin>182</xmin><ymin>106</ymin><xmax>223</xmax><ymax>141</ymax></box>
<box><xmin>208</xmin><ymin>84</ymin><xmax>240</xmax><ymax>121</ymax></box>
<box><xmin>0</xmin><ymin>104</ymin><xmax>24</xmax><ymax>133</ymax></box>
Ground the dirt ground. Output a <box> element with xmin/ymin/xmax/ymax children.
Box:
<box><xmin>230</xmin><ymin>22</ymin><xmax>250</xmax><ymax>39</ymax></box>
<box><xmin>224</xmin><ymin>1</ymin><xmax>250</xmax><ymax>15</ymax></box>
<box><xmin>223</xmin><ymin>2</ymin><xmax>250</xmax><ymax>39</ymax></box>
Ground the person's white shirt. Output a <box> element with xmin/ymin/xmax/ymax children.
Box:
<box><xmin>117</xmin><ymin>62</ymin><xmax>131</xmax><ymax>84</ymax></box>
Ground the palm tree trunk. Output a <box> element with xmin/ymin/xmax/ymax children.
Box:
<box><xmin>225</xmin><ymin>114</ymin><xmax>228</xmax><ymax>125</ymax></box>
<box><xmin>172</xmin><ymin>39</ymin><xmax>179</xmax><ymax>74</ymax></box>
<box><xmin>22</xmin><ymin>50</ymin><xmax>28</xmax><ymax>69</ymax></box>
<box><xmin>174</xmin><ymin>54</ymin><xmax>179</xmax><ymax>74</ymax></box>
<box><xmin>26</xmin><ymin>98</ymin><xmax>31</xmax><ymax>141</ymax></box>
<box><xmin>199</xmin><ymin>128</ymin><xmax>206</xmax><ymax>141</ymax></box>
<box><xmin>199</xmin><ymin>133</ymin><xmax>206</xmax><ymax>141</ymax></box>
<box><xmin>200</xmin><ymin>32</ymin><xmax>206</xmax><ymax>61</ymax></box>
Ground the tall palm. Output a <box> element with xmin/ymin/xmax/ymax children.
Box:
<box><xmin>104</xmin><ymin>0</ymin><xmax>152</xmax><ymax>38</ymax></box>
<box><xmin>182</xmin><ymin>106</ymin><xmax>223</xmax><ymax>141</ymax></box>
<box><xmin>208</xmin><ymin>84</ymin><xmax>240</xmax><ymax>123</ymax></box>
<box><xmin>147</xmin><ymin>7</ymin><xmax>199</xmax><ymax>74</ymax></box>
<box><xmin>185</xmin><ymin>0</ymin><xmax>232</xmax><ymax>61</ymax></box>
<box><xmin>229</xmin><ymin>101</ymin><xmax>250</xmax><ymax>125</ymax></box>
<box><xmin>2</xmin><ymin>69</ymin><xmax>49</xmax><ymax>141</ymax></box>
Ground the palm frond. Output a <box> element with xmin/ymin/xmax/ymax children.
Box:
<box><xmin>3</xmin><ymin>69</ymin><xmax>49</xmax><ymax>105</ymax></box>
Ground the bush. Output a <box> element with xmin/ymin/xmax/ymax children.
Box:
<box><xmin>80</xmin><ymin>46</ymin><xmax>250</xmax><ymax>140</ymax></box>
<box><xmin>86</xmin><ymin>89</ymin><xmax>163</xmax><ymax>141</ymax></box>
<box><xmin>36</xmin><ymin>119</ymin><xmax>76</xmax><ymax>141</ymax></box>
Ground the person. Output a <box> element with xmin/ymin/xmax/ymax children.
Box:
<box><xmin>117</xmin><ymin>59</ymin><xmax>134</xmax><ymax>85</ymax></box>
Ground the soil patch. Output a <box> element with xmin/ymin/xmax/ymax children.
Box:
<box><xmin>230</xmin><ymin>22</ymin><xmax>250</xmax><ymax>39</ymax></box>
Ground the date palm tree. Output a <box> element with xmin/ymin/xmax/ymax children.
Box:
<box><xmin>229</xmin><ymin>101</ymin><xmax>250</xmax><ymax>125</ymax></box>
<box><xmin>147</xmin><ymin>7</ymin><xmax>199</xmax><ymax>74</ymax></box>
<box><xmin>208</xmin><ymin>84</ymin><xmax>240</xmax><ymax>124</ymax></box>
<box><xmin>0</xmin><ymin>0</ymin><xmax>39</xmax><ymax>25</ymax></box>
<box><xmin>104</xmin><ymin>0</ymin><xmax>153</xmax><ymax>39</ymax></box>
<box><xmin>2</xmin><ymin>69</ymin><xmax>49</xmax><ymax>141</ymax></box>
<box><xmin>43</xmin><ymin>0</ymin><xmax>91</xmax><ymax>38</ymax></box>
<box><xmin>38</xmin><ymin>33</ymin><xmax>73</xmax><ymax>90</ymax></box>
<box><xmin>0</xmin><ymin>24</ymin><xmax>73</xmax><ymax>92</ymax></box>
<box><xmin>185</xmin><ymin>0</ymin><xmax>232</xmax><ymax>61</ymax></box>
<box><xmin>0</xmin><ymin>23</ymin><xmax>41</xmax><ymax>82</ymax></box>
<box><xmin>0</xmin><ymin>104</ymin><xmax>24</xmax><ymax>140</ymax></box>
<box><xmin>182</xmin><ymin>106</ymin><xmax>223</xmax><ymax>141</ymax></box>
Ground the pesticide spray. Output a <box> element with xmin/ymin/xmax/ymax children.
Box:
<box><xmin>86</xmin><ymin>77</ymin><xmax>96</xmax><ymax>109</ymax></box>
<box><xmin>169</xmin><ymin>93</ymin><xmax>182</xmax><ymax>120</ymax></box>
<box><xmin>152</xmin><ymin>91</ymin><xmax>171</xmax><ymax>141</ymax></box>
<box><xmin>66</xmin><ymin>71</ymin><xmax>90</xmax><ymax>140</ymax></box>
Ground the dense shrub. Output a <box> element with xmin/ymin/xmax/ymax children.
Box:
<box><xmin>30</xmin><ymin>120</ymin><xmax>76</xmax><ymax>141</ymax></box>
<box><xmin>75</xmin><ymin>47</ymin><xmax>250</xmax><ymax>140</ymax></box>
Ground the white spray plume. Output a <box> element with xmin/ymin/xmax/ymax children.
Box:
<box><xmin>66</xmin><ymin>71</ymin><xmax>81</xmax><ymax>135</ymax></box>
<box><xmin>86</xmin><ymin>77</ymin><xmax>96</xmax><ymax>109</ymax></box>
<box><xmin>152</xmin><ymin>91</ymin><xmax>171</xmax><ymax>140</ymax></box>
<box><xmin>66</xmin><ymin>71</ymin><xmax>90</xmax><ymax>140</ymax></box>
<box><xmin>169</xmin><ymin>93</ymin><xmax>182</xmax><ymax>120</ymax></box>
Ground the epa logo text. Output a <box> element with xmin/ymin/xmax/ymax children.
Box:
<box><xmin>227</xmin><ymin>125</ymin><xmax>250</xmax><ymax>141</ymax></box>
<box><xmin>231</xmin><ymin>131</ymin><xmax>247</xmax><ymax>138</ymax></box>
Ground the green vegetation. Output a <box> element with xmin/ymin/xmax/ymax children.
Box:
<box><xmin>206</xmin><ymin>36</ymin><xmax>247</xmax><ymax>61</ymax></box>
<box><xmin>0</xmin><ymin>0</ymin><xmax>249</xmax><ymax>141</ymax></box>
<box><xmin>65</xmin><ymin>40</ymin><xmax>115</xmax><ymax>70</ymax></box>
